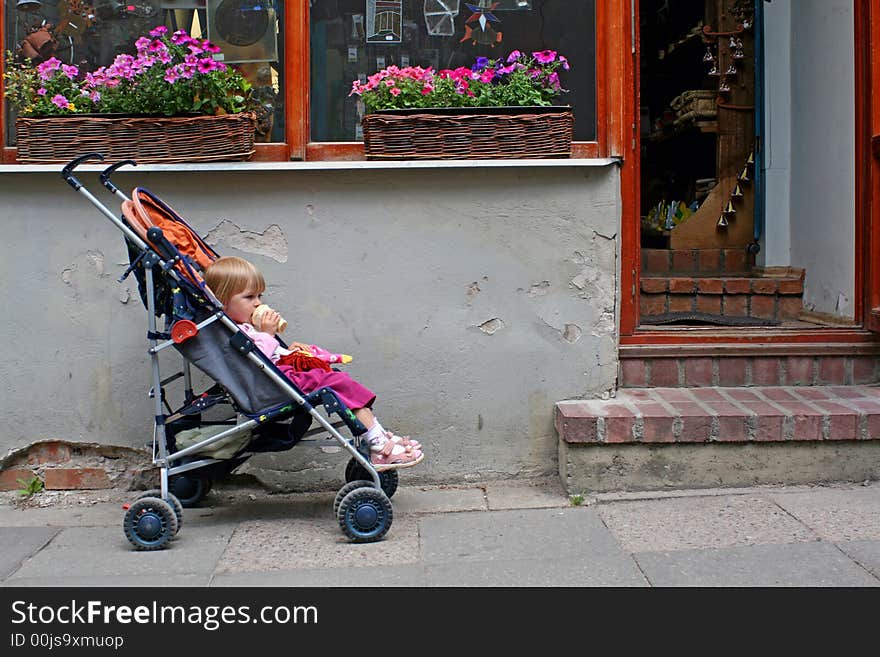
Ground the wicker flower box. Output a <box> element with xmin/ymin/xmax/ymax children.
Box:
<box><xmin>15</xmin><ymin>112</ymin><xmax>257</xmax><ymax>164</ymax></box>
<box><xmin>361</xmin><ymin>106</ymin><xmax>573</xmax><ymax>160</ymax></box>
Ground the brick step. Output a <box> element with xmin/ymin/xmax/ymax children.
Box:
<box><xmin>556</xmin><ymin>385</ymin><xmax>880</xmax><ymax>445</ymax></box>
<box><xmin>642</xmin><ymin>248</ymin><xmax>754</xmax><ymax>275</ymax></box>
<box><xmin>620</xmin><ymin>351</ymin><xmax>879</xmax><ymax>387</ymax></box>
<box><xmin>640</xmin><ymin>273</ymin><xmax>804</xmax><ymax>322</ymax></box>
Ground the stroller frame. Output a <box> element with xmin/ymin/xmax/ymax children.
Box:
<box><xmin>61</xmin><ymin>153</ymin><xmax>397</xmax><ymax>549</ymax></box>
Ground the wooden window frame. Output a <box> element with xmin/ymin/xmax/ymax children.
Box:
<box><xmin>0</xmin><ymin>0</ymin><xmax>631</xmax><ymax>164</ymax></box>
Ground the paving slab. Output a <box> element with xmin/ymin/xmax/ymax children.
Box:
<box><xmin>215</xmin><ymin>515</ymin><xmax>420</xmax><ymax>573</ymax></box>
<box><xmin>835</xmin><ymin>540</ymin><xmax>880</xmax><ymax>579</ymax></box>
<box><xmin>0</xmin><ymin>502</ymin><xmax>121</xmax><ymax>527</ymax></box>
<box><xmin>634</xmin><ymin>541</ymin><xmax>880</xmax><ymax>587</ymax></box>
<box><xmin>0</xmin><ymin>527</ymin><xmax>59</xmax><ymax>581</ymax></box>
<box><xmin>597</xmin><ymin>494</ymin><xmax>818</xmax><ymax>552</ymax></box>
<box><xmin>212</xmin><ymin>564</ymin><xmax>427</xmax><ymax>587</ymax></box>
<box><xmin>5</xmin><ymin>524</ymin><xmax>232</xmax><ymax>584</ymax></box>
<box><xmin>484</xmin><ymin>477</ymin><xmax>574</xmax><ymax>510</ymax></box>
<box><xmin>769</xmin><ymin>486</ymin><xmax>880</xmax><ymax>542</ymax></box>
<box><xmin>424</xmin><ymin>555</ymin><xmax>647</xmax><ymax>587</ymax></box>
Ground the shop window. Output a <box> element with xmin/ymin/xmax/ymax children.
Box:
<box><xmin>3</xmin><ymin>0</ymin><xmax>284</xmax><ymax>146</ymax></box>
<box><xmin>309</xmin><ymin>0</ymin><xmax>596</xmax><ymax>143</ymax></box>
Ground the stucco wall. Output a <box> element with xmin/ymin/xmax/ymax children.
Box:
<box><xmin>0</xmin><ymin>164</ymin><xmax>621</xmax><ymax>490</ymax></box>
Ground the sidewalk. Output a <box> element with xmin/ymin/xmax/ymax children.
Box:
<box><xmin>2</xmin><ymin>477</ymin><xmax>879</xmax><ymax>587</ymax></box>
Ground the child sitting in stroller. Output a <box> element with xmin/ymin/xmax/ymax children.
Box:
<box><xmin>204</xmin><ymin>256</ymin><xmax>425</xmax><ymax>471</ymax></box>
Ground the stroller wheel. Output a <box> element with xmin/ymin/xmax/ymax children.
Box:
<box><xmin>136</xmin><ymin>490</ymin><xmax>184</xmax><ymax>534</ymax></box>
<box><xmin>345</xmin><ymin>457</ymin><xmax>399</xmax><ymax>499</ymax></box>
<box><xmin>169</xmin><ymin>474</ymin><xmax>212</xmax><ymax>508</ymax></box>
<box><xmin>333</xmin><ymin>480</ymin><xmax>373</xmax><ymax>516</ymax></box>
<box><xmin>337</xmin><ymin>486</ymin><xmax>393</xmax><ymax>543</ymax></box>
<box><xmin>123</xmin><ymin>497</ymin><xmax>178</xmax><ymax>551</ymax></box>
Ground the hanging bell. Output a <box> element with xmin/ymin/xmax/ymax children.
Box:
<box><xmin>732</xmin><ymin>184</ymin><xmax>743</xmax><ymax>197</ymax></box>
<box><xmin>707</xmin><ymin>64</ymin><xmax>719</xmax><ymax>76</ymax></box>
<box><xmin>742</xmin><ymin>18</ymin><xmax>752</xmax><ymax>30</ymax></box>
<box><xmin>747</xmin><ymin>151</ymin><xmax>755</xmax><ymax>165</ymax></box>
<box><xmin>719</xmin><ymin>78</ymin><xmax>731</xmax><ymax>93</ymax></box>
<box><xmin>733</xmin><ymin>48</ymin><xmax>745</xmax><ymax>60</ymax></box>
<box><xmin>729</xmin><ymin>36</ymin><xmax>737</xmax><ymax>49</ymax></box>
<box><xmin>724</xmin><ymin>201</ymin><xmax>736</xmax><ymax>214</ymax></box>
<box><xmin>739</xmin><ymin>165</ymin><xmax>751</xmax><ymax>182</ymax></box>
<box><xmin>726</xmin><ymin>63</ymin><xmax>738</xmax><ymax>75</ymax></box>
<box><xmin>703</xmin><ymin>47</ymin><xmax>714</xmax><ymax>62</ymax></box>
<box><xmin>717</xmin><ymin>215</ymin><xmax>729</xmax><ymax>228</ymax></box>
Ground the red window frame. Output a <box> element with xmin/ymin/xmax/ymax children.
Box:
<box><xmin>0</xmin><ymin>0</ymin><xmax>632</xmax><ymax>164</ymax></box>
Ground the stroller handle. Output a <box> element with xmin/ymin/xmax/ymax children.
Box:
<box><xmin>100</xmin><ymin>159</ymin><xmax>138</xmax><ymax>195</ymax></box>
<box><xmin>61</xmin><ymin>152</ymin><xmax>104</xmax><ymax>190</ymax></box>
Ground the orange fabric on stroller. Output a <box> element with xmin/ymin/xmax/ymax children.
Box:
<box><xmin>121</xmin><ymin>188</ymin><xmax>217</xmax><ymax>284</ymax></box>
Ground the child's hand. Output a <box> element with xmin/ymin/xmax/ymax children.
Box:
<box><xmin>261</xmin><ymin>309</ymin><xmax>282</xmax><ymax>335</ymax></box>
<box><xmin>289</xmin><ymin>341</ymin><xmax>311</xmax><ymax>352</ymax></box>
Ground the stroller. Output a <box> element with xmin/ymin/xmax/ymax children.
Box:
<box><xmin>61</xmin><ymin>153</ymin><xmax>401</xmax><ymax>549</ymax></box>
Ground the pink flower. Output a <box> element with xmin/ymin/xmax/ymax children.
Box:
<box><xmin>134</xmin><ymin>36</ymin><xmax>151</xmax><ymax>52</ymax></box>
<box><xmin>196</xmin><ymin>58</ymin><xmax>216</xmax><ymax>74</ymax></box>
<box><xmin>149</xmin><ymin>25</ymin><xmax>168</xmax><ymax>37</ymax></box>
<box><xmin>421</xmin><ymin>84</ymin><xmax>433</xmax><ymax>95</ymax></box>
<box><xmin>37</xmin><ymin>87</ymin><xmax>47</xmax><ymax>96</ymax></box>
<box><xmin>201</xmin><ymin>40</ymin><xmax>222</xmax><ymax>54</ymax></box>
<box><xmin>171</xmin><ymin>30</ymin><xmax>190</xmax><ymax>45</ymax></box>
<box><xmin>390</xmin><ymin>87</ymin><xmax>401</xmax><ymax>96</ymax></box>
<box><xmin>164</xmin><ymin>68</ymin><xmax>179</xmax><ymax>83</ymax></box>
<box><xmin>51</xmin><ymin>94</ymin><xmax>70</xmax><ymax>109</ymax></box>
<box><xmin>506</xmin><ymin>50</ymin><xmax>522</xmax><ymax>63</ymax></box>
<box><xmin>37</xmin><ymin>57</ymin><xmax>61</xmax><ymax>81</ymax></box>
<box><xmin>532</xmin><ymin>50</ymin><xmax>557</xmax><ymax>64</ymax></box>
<box><xmin>61</xmin><ymin>64</ymin><xmax>79</xmax><ymax>79</ymax></box>
<box><xmin>384</xmin><ymin>79</ymin><xmax>395</xmax><ymax>87</ymax></box>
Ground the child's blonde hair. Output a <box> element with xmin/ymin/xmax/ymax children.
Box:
<box><xmin>204</xmin><ymin>256</ymin><xmax>265</xmax><ymax>306</ymax></box>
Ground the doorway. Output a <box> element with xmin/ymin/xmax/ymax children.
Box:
<box><xmin>636</xmin><ymin>0</ymin><xmax>855</xmax><ymax>332</ymax></box>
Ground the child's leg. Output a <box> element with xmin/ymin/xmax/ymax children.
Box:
<box><xmin>353</xmin><ymin>408</ymin><xmax>424</xmax><ymax>470</ymax></box>
<box><xmin>354</xmin><ymin>409</ymin><xmax>421</xmax><ymax>449</ymax></box>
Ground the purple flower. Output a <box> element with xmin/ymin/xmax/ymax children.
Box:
<box><xmin>149</xmin><ymin>25</ymin><xmax>168</xmax><ymax>37</ymax></box>
<box><xmin>164</xmin><ymin>67</ymin><xmax>180</xmax><ymax>83</ymax></box>
<box><xmin>134</xmin><ymin>36</ymin><xmax>151</xmax><ymax>52</ymax></box>
<box><xmin>506</xmin><ymin>50</ymin><xmax>522</xmax><ymax>63</ymax></box>
<box><xmin>201</xmin><ymin>40</ymin><xmax>222</xmax><ymax>54</ymax></box>
<box><xmin>37</xmin><ymin>87</ymin><xmax>47</xmax><ymax>96</ymax></box>
<box><xmin>472</xmin><ymin>56</ymin><xmax>489</xmax><ymax>71</ymax></box>
<box><xmin>61</xmin><ymin>64</ymin><xmax>79</xmax><ymax>79</ymax></box>
<box><xmin>171</xmin><ymin>30</ymin><xmax>190</xmax><ymax>45</ymax></box>
<box><xmin>558</xmin><ymin>55</ymin><xmax>570</xmax><ymax>70</ymax></box>
<box><xmin>51</xmin><ymin>94</ymin><xmax>70</xmax><ymax>109</ymax></box>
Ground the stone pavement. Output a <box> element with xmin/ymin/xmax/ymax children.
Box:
<box><xmin>1</xmin><ymin>477</ymin><xmax>879</xmax><ymax>587</ymax></box>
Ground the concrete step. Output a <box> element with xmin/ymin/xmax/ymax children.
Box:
<box><xmin>556</xmin><ymin>385</ymin><xmax>880</xmax><ymax>445</ymax></box>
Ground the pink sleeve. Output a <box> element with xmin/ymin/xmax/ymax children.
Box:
<box><xmin>238</xmin><ymin>322</ymin><xmax>281</xmax><ymax>361</ymax></box>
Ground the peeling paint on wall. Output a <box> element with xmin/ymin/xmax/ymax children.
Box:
<box><xmin>478</xmin><ymin>318</ymin><xmax>504</xmax><ymax>334</ymax></box>
<box><xmin>204</xmin><ymin>220</ymin><xmax>289</xmax><ymax>263</ymax></box>
<box><xmin>562</xmin><ymin>323</ymin><xmax>582</xmax><ymax>343</ymax></box>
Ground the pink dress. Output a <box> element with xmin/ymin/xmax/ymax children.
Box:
<box><xmin>238</xmin><ymin>323</ymin><xmax>376</xmax><ymax>410</ymax></box>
